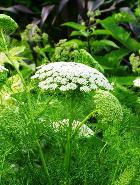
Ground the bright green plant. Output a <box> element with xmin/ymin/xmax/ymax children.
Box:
<box><xmin>0</xmin><ymin>14</ymin><xmax>29</xmax><ymax>73</ymax></box>
<box><xmin>32</xmin><ymin>61</ymin><xmax>113</xmax><ymax>183</ymax></box>
<box><xmin>114</xmin><ymin>165</ymin><xmax>136</xmax><ymax>185</ymax></box>
<box><xmin>52</xmin><ymin>39</ymin><xmax>104</xmax><ymax>72</ymax></box>
<box><xmin>0</xmin><ymin>15</ymin><xmax>53</xmax><ymax>185</ymax></box>
<box><xmin>0</xmin><ymin>14</ymin><xmax>18</xmax><ymax>33</ymax></box>
<box><xmin>52</xmin><ymin>39</ymin><xmax>79</xmax><ymax>62</ymax></box>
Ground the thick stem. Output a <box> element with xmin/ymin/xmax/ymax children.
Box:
<box><xmin>63</xmin><ymin>94</ymin><xmax>74</xmax><ymax>184</ymax></box>
<box><xmin>64</xmin><ymin>136</ymin><xmax>71</xmax><ymax>183</ymax></box>
<box><xmin>0</xmin><ymin>29</ymin><xmax>8</xmax><ymax>52</ymax></box>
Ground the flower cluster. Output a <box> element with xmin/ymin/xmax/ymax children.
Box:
<box><xmin>93</xmin><ymin>90</ymin><xmax>123</xmax><ymax>123</ymax></box>
<box><xmin>52</xmin><ymin>39</ymin><xmax>103</xmax><ymax>72</ymax></box>
<box><xmin>52</xmin><ymin>119</ymin><xmax>94</xmax><ymax>138</ymax></box>
<box><xmin>133</xmin><ymin>78</ymin><xmax>140</xmax><ymax>87</ymax></box>
<box><xmin>0</xmin><ymin>14</ymin><xmax>18</xmax><ymax>33</ymax></box>
<box><xmin>31</xmin><ymin>62</ymin><xmax>113</xmax><ymax>92</ymax></box>
<box><xmin>52</xmin><ymin>39</ymin><xmax>78</xmax><ymax>62</ymax></box>
<box><xmin>21</xmin><ymin>24</ymin><xmax>49</xmax><ymax>43</ymax></box>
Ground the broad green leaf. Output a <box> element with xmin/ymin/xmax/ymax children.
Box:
<box><xmin>9</xmin><ymin>46</ymin><xmax>25</xmax><ymax>55</ymax></box>
<box><xmin>95</xmin><ymin>48</ymin><xmax>129</xmax><ymax>67</ymax></box>
<box><xmin>74</xmin><ymin>49</ymin><xmax>104</xmax><ymax>72</ymax></box>
<box><xmin>70</xmin><ymin>30</ymin><xmax>88</xmax><ymax>37</ymax></box>
<box><xmin>91</xmin><ymin>29</ymin><xmax>111</xmax><ymax>35</ymax></box>
<box><xmin>62</xmin><ymin>22</ymin><xmax>86</xmax><ymax>31</ymax></box>
<box><xmin>0</xmin><ymin>52</ymin><xmax>9</xmax><ymax>64</ymax></box>
<box><xmin>114</xmin><ymin>12</ymin><xmax>136</xmax><ymax>23</ymax></box>
<box><xmin>66</xmin><ymin>39</ymin><xmax>86</xmax><ymax>48</ymax></box>
<box><xmin>91</xmin><ymin>39</ymin><xmax>119</xmax><ymax>48</ymax></box>
<box><xmin>100</xmin><ymin>16</ymin><xmax>140</xmax><ymax>51</ymax></box>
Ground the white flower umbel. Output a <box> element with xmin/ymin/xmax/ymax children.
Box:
<box><xmin>52</xmin><ymin>119</ymin><xmax>94</xmax><ymax>138</ymax></box>
<box><xmin>0</xmin><ymin>65</ymin><xmax>8</xmax><ymax>72</ymax></box>
<box><xmin>133</xmin><ymin>78</ymin><xmax>140</xmax><ymax>87</ymax></box>
<box><xmin>31</xmin><ymin>62</ymin><xmax>113</xmax><ymax>92</ymax></box>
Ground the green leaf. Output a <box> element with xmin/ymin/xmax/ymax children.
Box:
<box><xmin>66</xmin><ymin>39</ymin><xmax>86</xmax><ymax>48</ymax></box>
<box><xmin>95</xmin><ymin>48</ymin><xmax>130</xmax><ymax>67</ymax></box>
<box><xmin>62</xmin><ymin>22</ymin><xmax>86</xmax><ymax>31</ymax></box>
<box><xmin>100</xmin><ymin>16</ymin><xmax>140</xmax><ymax>51</ymax></box>
<box><xmin>0</xmin><ymin>52</ymin><xmax>9</xmax><ymax>65</ymax></box>
<box><xmin>91</xmin><ymin>39</ymin><xmax>119</xmax><ymax>48</ymax></box>
<box><xmin>114</xmin><ymin>12</ymin><xmax>136</xmax><ymax>23</ymax></box>
<box><xmin>74</xmin><ymin>49</ymin><xmax>104</xmax><ymax>72</ymax></box>
<box><xmin>70</xmin><ymin>30</ymin><xmax>88</xmax><ymax>37</ymax></box>
<box><xmin>91</xmin><ymin>29</ymin><xmax>111</xmax><ymax>36</ymax></box>
<box><xmin>9</xmin><ymin>46</ymin><xmax>25</xmax><ymax>56</ymax></box>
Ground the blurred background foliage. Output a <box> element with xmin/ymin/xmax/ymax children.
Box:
<box><xmin>1</xmin><ymin>0</ymin><xmax>140</xmax><ymax>80</ymax></box>
<box><xmin>0</xmin><ymin>0</ymin><xmax>139</xmax><ymax>41</ymax></box>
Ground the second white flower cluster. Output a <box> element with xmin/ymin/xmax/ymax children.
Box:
<box><xmin>52</xmin><ymin>119</ymin><xmax>94</xmax><ymax>138</ymax></box>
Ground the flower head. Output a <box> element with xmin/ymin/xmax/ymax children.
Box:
<box><xmin>133</xmin><ymin>78</ymin><xmax>140</xmax><ymax>87</ymax></box>
<box><xmin>32</xmin><ymin>62</ymin><xmax>113</xmax><ymax>92</ymax></box>
<box><xmin>0</xmin><ymin>14</ymin><xmax>18</xmax><ymax>33</ymax></box>
<box><xmin>94</xmin><ymin>90</ymin><xmax>123</xmax><ymax>123</ymax></box>
<box><xmin>52</xmin><ymin>119</ymin><xmax>94</xmax><ymax>138</ymax></box>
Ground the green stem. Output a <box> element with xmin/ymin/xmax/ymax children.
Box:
<box><xmin>36</xmin><ymin>140</ymin><xmax>52</xmax><ymax>185</ymax></box>
<box><xmin>110</xmin><ymin>159</ymin><xmax>120</xmax><ymax>185</ymax></box>
<box><xmin>72</xmin><ymin>110</ymin><xmax>95</xmax><ymax>138</ymax></box>
<box><xmin>0</xmin><ymin>28</ymin><xmax>8</xmax><ymax>52</ymax></box>
<box><xmin>64</xmin><ymin>136</ymin><xmax>71</xmax><ymax>183</ymax></box>
<box><xmin>63</xmin><ymin>94</ymin><xmax>73</xmax><ymax>184</ymax></box>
